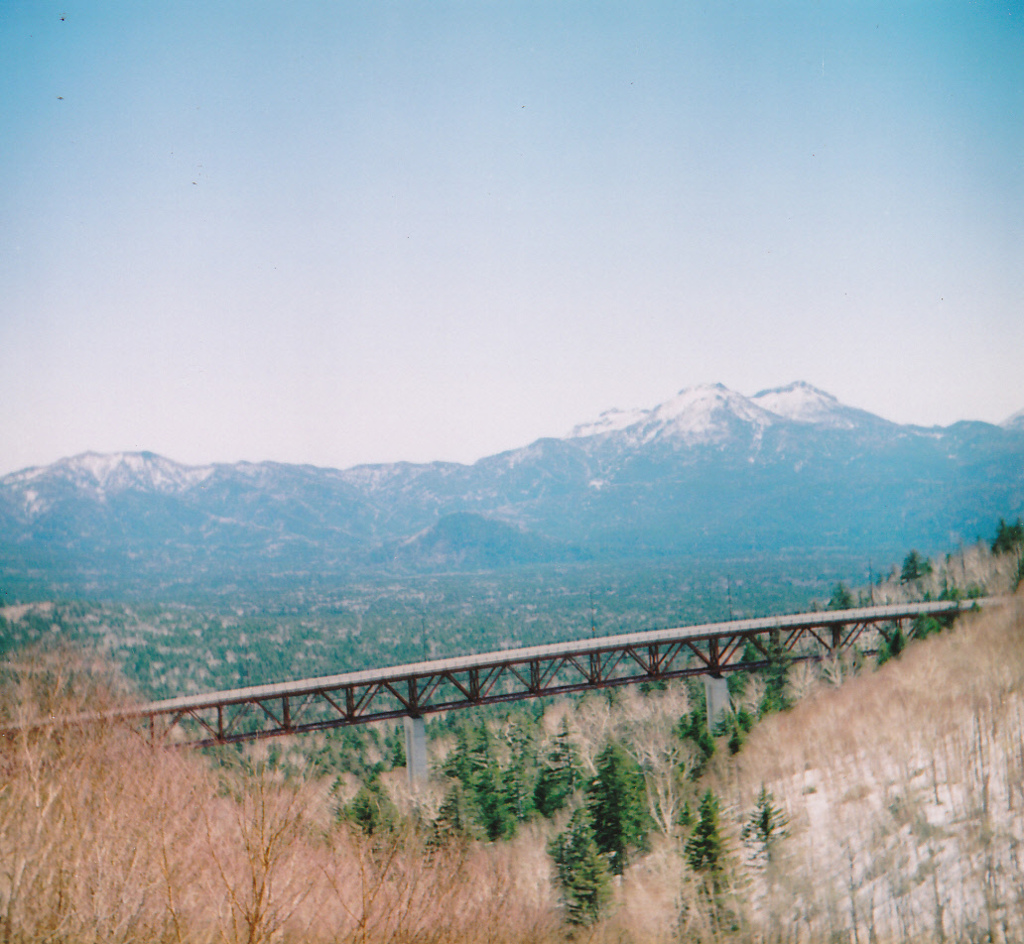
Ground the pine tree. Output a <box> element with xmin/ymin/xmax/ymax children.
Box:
<box><xmin>677</xmin><ymin>688</ymin><xmax>716</xmax><ymax>777</ymax></box>
<box><xmin>548</xmin><ymin>807</ymin><xmax>611</xmax><ymax>926</ymax></box>
<box><xmin>586</xmin><ymin>742</ymin><xmax>649</xmax><ymax>874</ymax></box>
<box><xmin>441</xmin><ymin>723</ymin><xmax>478</xmax><ymax>788</ymax></box>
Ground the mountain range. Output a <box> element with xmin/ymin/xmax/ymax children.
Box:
<box><xmin>2</xmin><ymin>382</ymin><xmax>1022</xmax><ymax>595</ymax></box>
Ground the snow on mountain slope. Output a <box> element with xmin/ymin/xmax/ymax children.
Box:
<box><xmin>569</xmin><ymin>381</ymin><xmax>889</xmax><ymax>445</ymax></box>
<box><xmin>570</xmin><ymin>383</ymin><xmax>779</xmax><ymax>446</ymax></box>
<box><xmin>752</xmin><ymin>381</ymin><xmax>845</xmax><ymax>425</ymax></box>
<box><xmin>6</xmin><ymin>452</ymin><xmax>214</xmax><ymax>499</ymax></box>
<box><xmin>570</xmin><ymin>406</ymin><xmax>650</xmax><ymax>438</ymax></box>
<box><xmin>752</xmin><ymin>381</ymin><xmax>885</xmax><ymax>429</ymax></box>
<box><xmin>636</xmin><ymin>383</ymin><xmax>777</xmax><ymax>444</ymax></box>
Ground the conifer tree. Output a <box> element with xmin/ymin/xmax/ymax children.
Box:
<box><xmin>828</xmin><ymin>582</ymin><xmax>854</xmax><ymax>610</ymax></box>
<box><xmin>432</xmin><ymin>781</ymin><xmax>483</xmax><ymax>844</ymax></box>
<box><xmin>548</xmin><ymin>807</ymin><xmax>611</xmax><ymax>926</ymax></box>
<box><xmin>475</xmin><ymin>756</ymin><xmax>516</xmax><ymax>841</ymax></box>
<box><xmin>740</xmin><ymin>785</ymin><xmax>788</xmax><ymax>867</ymax></box>
<box><xmin>992</xmin><ymin>517</ymin><xmax>1024</xmax><ymax>554</ymax></box>
<box><xmin>677</xmin><ymin>689</ymin><xmax>716</xmax><ymax>777</ymax></box>
<box><xmin>503</xmin><ymin>714</ymin><xmax>538</xmax><ymax>822</ymax></box>
<box><xmin>686</xmin><ymin>789</ymin><xmax>725</xmax><ymax>879</ymax></box>
<box><xmin>586</xmin><ymin>742</ymin><xmax>649</xmax><ymax>874</ymax></box>
<box><xmin>534</xmin><ymin>718</ymin><xmax>582</xmax><ymax>817</ymax></box>
<box><xmin>760</xmin><ymin>639</ymin><xmax>792</xmax><ymax>715</ymax></box>
<box><xmin>345</xmin><ymin>775</ymin><xmax>398</xmax><ymax>836</ymax></box>
<box><xmin>901</xmin><ymin>549</ymin><xmax>931</xmax><ymax>582</ymax></box>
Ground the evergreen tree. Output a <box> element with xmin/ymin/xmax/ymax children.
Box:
<box><xmin>441</xmin><ymin>722</ymin><xmax>480</xmax><ymax>788</ymax></box>
<box><xmin>548</xmin><ymin>807</ymin><xmax>611</xmax><ymax>926</ymax></box>
<box><xmin>534</xmin><ymin>719</ymin><xmax>582</xmax><ymax>817</ymax></box>
<box><xmin>676</xmin><ymin>685</ymin><xmax>716</xmax><ymax>777</ymax></box>
<box><xmin>345</xmin><ymin>776</ymin><xmax>398</xmax><ymax>836</ymax></box>
<box><xmin>901</xmin><ymin>550</ymin><xmax>931</xmax><ymax>583</ymax></box>
<box><xmin>877</xmin><ymin>623</ymin><xmax>906</xmax><ymax>665</ymax></box>
<box><xmin>432</xmin><ymin>781</ymin><xmax>483</xmax><ymax>844</ymax></box>
<box><xmin>503</xmin><ymin>714</ymin><xmax>538</xmax><ymax>822</ymax></box>
<box><xmin>760</xmin><ymin>640</ymin><xmax>792</xmax><ymax>715</ymax></box>
<box><xmin>827</xmin><ymin>582</ymin><xmax>854</xmax><ymax>610</ymax></box>
<box><xmin>586</xmin><ymin>742</ymin><xmax>649</xmax><ymax>874</ymax></box>
<box><xmin>386</xmin><ymin>726</ymin><xmax>406</xmax><ymax>769</ymax></box>
<box><xmin>475</xmin><ymin>755</ymin><xmax>516</xmax><ymax>841</ymax></box>
<box><xmin>725</xmin><ymin>707</ymin><xmax>755</xmax><ymax>755</ymax></box>
<box><xmin>740</xmin><ymin>785</ymin><xmax>789</xmax><ymax>867</ymax></box>
<box><xmin>992</xmin><ymin>517</ymin><xmax>1024</xmax><ymax>555</ymax></box>
<box><xmin>686</xmin><ymin>789</ymin><xmax>725</xmax><ymax>879</ymax></box>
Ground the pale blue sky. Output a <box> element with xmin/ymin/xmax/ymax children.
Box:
<box><xmin>1</xmin><ymin>1</ymin><xmax>1022</xmax><ymax>474</ymax></box>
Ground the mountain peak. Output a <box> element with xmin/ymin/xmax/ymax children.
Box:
<box><xmin>569</xmin><ymin>383</ymin><xmax>777</xmax><ymax>446</ymax></box>
<box><xmin>751</xmin><ymin>381</ymin><xmax>881</xmax><ymax>429</ymax></box>
<box><xmin>568</xmin><ymin>381</ymin><xmax>891</xmax><ymax>445</ymax></box>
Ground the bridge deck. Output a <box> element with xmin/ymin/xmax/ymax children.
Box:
<box><xmin>3</xmin><ymin>598</ymin><xmax>1001</xmax><ymax>746</ymax></box>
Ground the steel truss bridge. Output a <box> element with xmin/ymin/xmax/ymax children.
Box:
<box><xmin>2</xmin><ymin>598</ymin><xmax>993</xmax><ymax>749</ymax></box>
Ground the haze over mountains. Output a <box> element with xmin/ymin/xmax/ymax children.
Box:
<box><xmin>2</xmin><ymin>382</ymin><xmax>1022</xmax><ymax>595</ymax></box>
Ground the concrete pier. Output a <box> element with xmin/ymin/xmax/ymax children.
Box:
<box><xmin>404</xmin><ymin>715</ymin><xmax>428</xmax><ymax>786</ymax></box>
<box><xmin>704</xmin><ymin>674</ymin><xmax>732</xmax><ymax>730</ymax></box>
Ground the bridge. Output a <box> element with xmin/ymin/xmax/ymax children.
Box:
<box><xmin>3</xmin><ymin>598</ymin><xmax>995</xmax><ymax>780</ymax></box>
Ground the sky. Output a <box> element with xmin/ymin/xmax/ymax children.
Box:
<box><xmin>1</xmin><ymin>1</ymin><xmax>1022</xmax><ymax>476</ymax></box>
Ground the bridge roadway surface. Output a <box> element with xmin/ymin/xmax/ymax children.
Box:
<box><xmin>7</xmin><ymin>597</ymin><xmax>994</xmax><ymax>749</ymax></box>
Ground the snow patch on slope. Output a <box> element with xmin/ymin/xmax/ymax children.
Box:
<box><xmin>570</xmin><ymin>406</ymin><xmax>650</xmax><ymax>438</ymax></box>
<box><xmin>9</xmin><ymin>452</ymin><xmax>214</xmax><ymax>496</ymax></box>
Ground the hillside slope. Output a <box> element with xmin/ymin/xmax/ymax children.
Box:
<box><xmin>712</xmin><ymin>594</ymin><xmax>1024</xmax><ymax>943</ymax></box>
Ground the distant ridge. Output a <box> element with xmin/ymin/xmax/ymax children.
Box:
<box><xmin>1</xmin><ymin>382</ymin><xmax>1022</xmax><ymax>594</ymax></box>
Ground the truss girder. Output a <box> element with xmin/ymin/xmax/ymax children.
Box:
<box><xmin>5</xmin><ymin>600</ymin><xmax>993</xmax><ymax>748</ymax></box>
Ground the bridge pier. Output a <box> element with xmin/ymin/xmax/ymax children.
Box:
<box><xmin>704</xmin><ymin>674</ymin><xmax>732</xmax><ymax>731</ymax></box>
<box><xmin>404</xmin><ymin>715</ymin><xmax>428</xmax><ymax>787</ymax></box>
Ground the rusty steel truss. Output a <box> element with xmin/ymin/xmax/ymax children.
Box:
<box><xmin>3</xmin><ymin>599</ymin><xmax>996</xmax><ymax>748</ymax></box>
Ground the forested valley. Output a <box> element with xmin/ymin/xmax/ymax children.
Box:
<box><xmin>2</xmin><ymin>528</ymin><xmax>1023</xmax><ymax>943</ymax></box>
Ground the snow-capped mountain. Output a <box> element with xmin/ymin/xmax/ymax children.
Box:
<box><xmin>570</xmin><ymin>381</ymin><xmax>887</xmax><ymax>444</ymax></box>
<box><xmin>570</xmin><ymin>383</ymin><xmax>778</xmax><ymax>447</ymax></box>
<box><xmin>1</xmin><ymin>382</ymin><xmax>1022</xmax><ymax>594</ymax></box>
